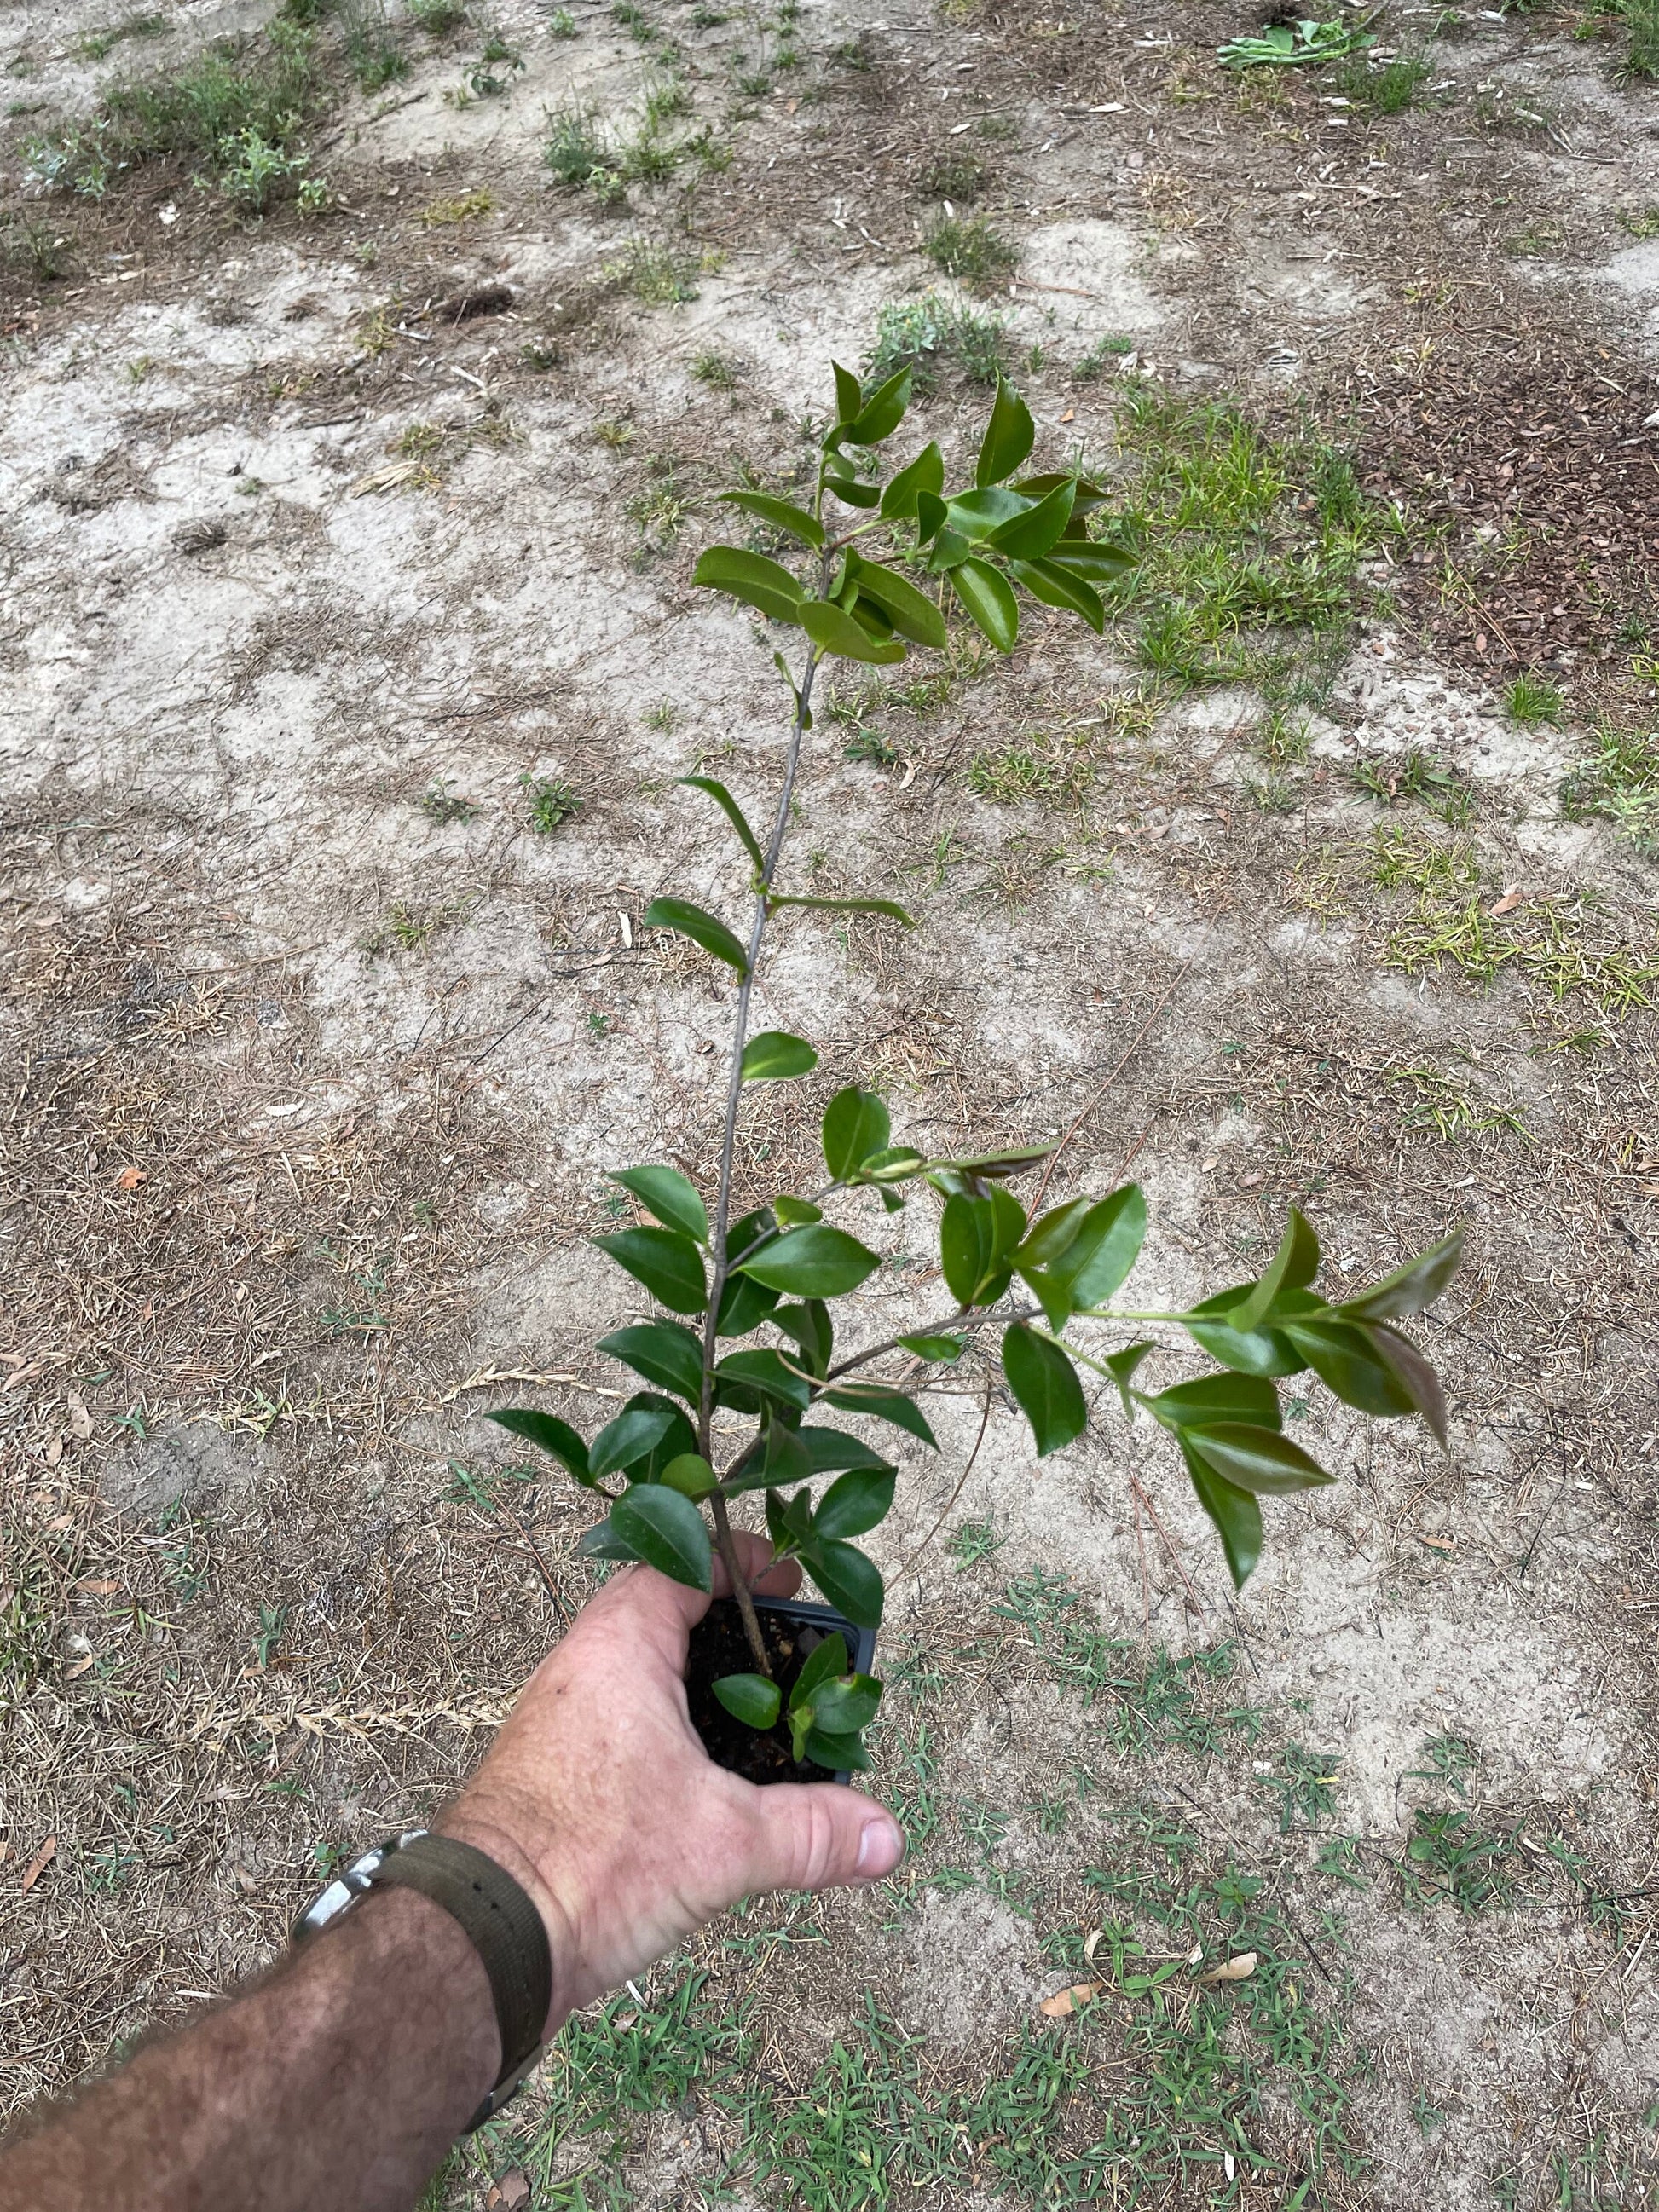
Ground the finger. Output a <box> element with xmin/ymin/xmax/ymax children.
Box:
<box><xmin>714</xmin><ymin>1533</ymin><xmax>800</xmax><ymax>1601</ymax></box>
<box><xmin>737</xmin><ymin>1783</ymin><xmax>905</xmax><ymax>1897</ymax></box>
<box><xmin>598</xmin><ymin>1533</ymin><xmax>796</xmax><ymax>1664</ymax></box>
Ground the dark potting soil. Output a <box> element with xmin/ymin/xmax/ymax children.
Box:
<box><xmin>685</xmin><ymin>1601</ymin><xmax>837</xmax><ymax>1785</ymax></box>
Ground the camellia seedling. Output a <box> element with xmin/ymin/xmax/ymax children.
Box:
<box><xmin>488</xmin><ymin>361</ymin><xmax>1460</xmax><ymax>1776</ymax></box>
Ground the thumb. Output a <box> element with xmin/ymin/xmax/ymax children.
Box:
<box><xmin>739</xmin><ymin>1783</ymin><xmax>905</xmax><ymax>1897</ymax></box>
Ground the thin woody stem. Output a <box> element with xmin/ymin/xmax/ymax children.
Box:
<box><xmin>696</xmin><ymin>603</ymin><xmax>827</xmax><ymax>1675</ymax></box>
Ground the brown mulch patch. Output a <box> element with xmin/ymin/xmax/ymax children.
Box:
<box><xmin>1348</xmin><ymin>332</ymin><xmax>1659</xmax><ymax>684</ymax></box>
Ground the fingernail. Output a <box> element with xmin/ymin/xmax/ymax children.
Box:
<box><xmin>856</xmin><ymin>1816</ymin><xmax>904</xmax><ymax>1879</ymax></box>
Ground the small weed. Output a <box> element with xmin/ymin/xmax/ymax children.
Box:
<box><xmin>547</xmin><ymin>5</ymin><xmax>576</xmax><ymax>29</ymax></box>
<box><xmin>691</xmin><ymin>348</ymin><xmax>737</xmax><ymax>388</ymax></box>
<box><xmin>319</xmin><ymin>1257</ymin><xmax>390</xmax><ymax>1334</ymax></box>
<box><xmin>1247</xmin><ymin>771</ymin><xmax>1298</xmax><ymax>813</ymax></box>
<box><xmin>1072</xmin><ymin>332</ymin><xmax>1134</xmax><ymax>382</ymax></box>
<box><xmin>544</xmin><ymin>104</ymin><xmax>612</xmax><ymax>187</ymax></box>
<box><xmin>945</xmin><ymin>1515</ymin><xmax>1003</xmax><ymax>1570</ymax></box>
<box><xmin>1504</xmin><ymin>672</ymin><xmax>1564</xmax><ymax>724</ymax></box>
<box><xmin>360</xmin><ymin>897</ymin><xmax>472</xmax><ymax>954</ymax></box>
<box><xmin>594</xmin><ymin>417</ymin><xmax>634</xmax><ymax>449</ymax></box>
<box><xmin>1412</xmin><ymin>2088</ymin><xmax>1448</xmax><ymax>2134</ymax></box>
<box><xmin>1332</xmin><ymin>52</ymin><xmax>1431</xmax><ymax>110</ymax></box>
<box><xmin>519</xmin><ymin>337</ymin><xmax>561</xmax><ymax>370</ymax></box>
<box><xmin>604</xmin><ymin>237</ymin><xmax>700</xmax><ymax>303</ymax></box>
<box><xmin>627</xmin><ymin>459</ymin><xmax>693</xmax><ymax>553</ymax></box>
<box><xmin>842</xmin><ymin>725</ymin><xmax>900</xmax><ymax>768</ymax></box>
<box><xmin>254</xmin><ymin>1602</ymin><xmax>288</xmax><ymax>1667</ymax></box>
<box><xmin>1407</xmin><ymin>1731</ymin><xmax>1481</xmax><ymax>1797</ymax></box>
<box><xmin>867</xmin><ymin>291</ymin><xmax>1007</xmax><ymax>386</ymax></box>
<box><xmin>1259</xmin><ymin>1743</ymin><xmax>1341</xmax><ymax>1830</ymax></box>
<box><xmin>2</xmin><ymin>1531</ymin><xmax>62</xmax><ymax>1710</ymax></box>
<box><xmin>1618</xmin><ymin>205</ymin><xmax>1659</xmax><ymax>238</ymax></box>
<box><xmin>1561</xmin><ymin>722</ymin><xmax>1659</xmax><ymax>856</ymax></box>
<box><xmin>75</xmin><ymin>11</ymin><xmax>169</xmax><ymax>61</ymax></box>
<box><xmin>1390</xmin><ymin>1063</ymin><xmax>1527</xmax><ymax>1141</ymax></box>
<box><xmin>1350</xmin><ymin>747</ymin><xmax>1472</xmax><ymax>823</ymax></box>
<box><xmin>522</xmin><ymin>773</ymin><xmax>580</xmax><ymax>833</ymax></box>
<box><xmin>217</xmin><ymin>124</ymin><xmax>310</xmax><ymax>213</ymax></box>
<box><xmin>447</xmin><ymin>1458</ymin><xmax>535</xmax><ymax>1513</ymax></box>
<box><xmin>1402</xmin><ymin>1807</ymin><xmax>1523</xmax><ymax>1911</ymax></box>
<box><xmin>408</xmin><ymin>0</ymin><xmax>468</xmax><ymax>32</ymax></box>
<box><xmin>421</xmin><ymin>778</ymin><xmax>480</xmax><ymax>824</ymax></box>
<box><xmin>1363</xmin><ymin>824</ymin><xmax>1478</xmax><ymax>894</ymax></box>
<box><xmin>418</xmin><ymin>185</ymin><xmax>494</xmax><ymax>223</ymax></box>
<box><xmin>1623</xmin><ymin>0</ymin><xmax>1659</xmax><ymax>74</ymax></box>
<box><xmin>917</xmin><ymin>150</ymin><xmax>987</xmax><ymax>199</ymax></box>
<box><xmin>922</xmin><ymin>212</ymin><xmax>1016</xmax><ymax>289</ymax></box>
<box><xmin>645</xmin><ymin>698</ymin><xmax>678</xmax><ymax>731</ymax></box>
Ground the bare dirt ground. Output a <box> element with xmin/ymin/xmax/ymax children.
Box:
<box><xmin>3</xmin><ymin>0</ymin><xmax>1659</xmax><ymax>2200</ymax></box>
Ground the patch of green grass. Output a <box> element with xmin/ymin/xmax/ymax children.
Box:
<box><xmin>1350</xmin><ymin>746</ymin><xmax>1472</xmax><ymax>823</ymax></box>
<box><xmin>626</xmin><ymin>457</ymin><xmax>693</xmax><ymax>552</ymax></box>
<box><xmin>922</xmin><ymin>212</ymin><xmax>1017</xmax><ymax>288</ymax></box>
<box><xmin>604</xmin><ymin>237</ymin><xmax>701</xmax><ymax>303</ymax></box>
<box><xmin>1402</xmin><ymin>1807</ymin><xmax>1525</xmax><ymax>1912</ymax></box>
<box><xmin>867</xmin><ymin>291</ymin><xmax>1008</xmax><ymax>386</ymax></box>
<box><xmin>521</xmin><ymin>773</ymin><xmax>580</xmax><ymax>833</ymax></box>
<box><xmin>543</xmin><ymin>103</ymin><xmax>621</xmax><ymax>196</ymax></box>
<box><xmin>2</xmin><ymin>1527</ymin><xmax>64</xmax><ymax>1711</ymax></box>
<box><xmin>359</xmin><ymin>896</ymin><xmax>474</xmax><ymax>955</ymax></box>
<box><xmin>1618</xmin><ymin>205</ymin><xmax>1659</xmax><ymax>237</ymax></box>
<box><xmin>75</xmin><ymin>11</ymin><xmax>169</xmax><ymax>61</ymax></box>
<box><xmin>1</xmin><ymin>211</ymin><xmax>75</xmax><ymax>280</ymax></box>
<box><xmin>1384</xmin><ymin>892</ymin><xmax>1659</xmax><ymax>1015</ymax></box>
<box><xmin>841</xmin><ymin>725</ymin><xmax>900</xmax><ymax>768</ymax></box>
<box><xmin>917</xmin><ymin>150</ymin><xmax>987</xmax><ymax>199</ymax></box>
<box><xmin>1332</xmin><ymin>51</ymin><xmax>1431</xmax><ymax>110</ymax></box>
<box><xmin>1560</xmin><ymin>722</ymin><xmax>1659</xmax><ymax>856</ymax></box>
<box><xmin>691</xmin><ymin>348</ymin><xmax>737</xmax><ymax>388</ymax></box>
<box><xmin>421</xmin><ymin>778</ymin><xmax>480</xmax><ymax>824</ymax></box>
<box><xmin>26</xmin><ymin>19</ymin><xmax>323</xmax><ymax>199</ymax></box>
<box><xmin>408</xmin><ymin>0</ymin><xmax>467</xmax><ymax>31</ymax></box>
<box><xmin>1622</xmin><ymin>0</ymin><xmax>1659</xmax><ymax>74</ymax></box>
<box><xmin>995</xmin><ymin>1572</ymin><xmax>1262</xmax><ymax>1754</ymax></box>
<box><xmin>1505</xmin><ymin>672</ymin><xmax>1564</xmax><ymax>724</ymax></box>
<box><xmin>1104</xmin><ymin>387</ymin><xmax>1383</xmax><ymax>687</ymax></box>
<box><xmin>1259</xmin><ymin>1743</ymin><xmax>1343</xmax><ymax>1830</ymax></box>
<box><xmin>945</xmin><ymin>1515</ymin><xmax>1003</xmax><ymax>1569</ymax></box>
<box><xmin>1389</xmin><ymin>1063</ymin><xmax>1527</xmax><ymax>1142</ymax></box>
<box><xmin>1072</xmin><ymin>332</ymin><xmax>1134</xmax><ymax>382</ymax></box>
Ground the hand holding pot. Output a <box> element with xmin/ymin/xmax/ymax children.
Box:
<box><xmin>442</xmin><ymin>1533</ymin><xmax>905</xmax><ymax>2024</ymax></box>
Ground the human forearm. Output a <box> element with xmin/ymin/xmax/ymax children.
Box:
<box><xmin>0</xmin><ymin>1886</ymin><xmax>503</xmax><ymax>2212</ymax></box>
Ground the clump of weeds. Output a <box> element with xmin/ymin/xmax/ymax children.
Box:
<box><xmin>922</xmin><ymin>213</ymin><xmax>1017</xmax><ymax>289</ymax></box>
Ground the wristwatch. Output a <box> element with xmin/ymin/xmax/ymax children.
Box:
<box><xmin>292</xmin><ymin>1828</ymin><xmax>552</xmax><ymax>2132</ymax></box>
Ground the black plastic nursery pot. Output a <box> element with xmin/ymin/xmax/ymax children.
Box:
<box><xmin>685</xmin><ymin>1592</ymin><xmax>876</xmax><ymax>1787</ymax></box>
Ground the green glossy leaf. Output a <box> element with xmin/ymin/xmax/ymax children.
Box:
<box><xmin>976</xmin><ymin>373</ymin><xmax>1035</xmax><ymax>487</ymax></box>
<box><xmin>881</xmin><ymin>441</ymin><xmax>945</xmax><ymax>520</ymax></box>
<box><xmin>824</xmin><ymin>469</ymin><xmax>882</xmax><ymax>510</ymax></box>
<box><xmin>1055</xmin><ymin>1185</ymin><xmax>1147</xmax><ymax>1309</ymax></box>
<box><xmin>945</xmin><ymin>486</ymin><xmax>1030</xmax><ymax>540</ymax></box>
<box><xmin>770</xmin><ymin>891</ymin><xmax>915</xmax><ymax>924</ymax></box>
<box><xmin>1044</xmin><ymin>540</ymin><xmax>1137</xmax><ymax>584</ymax></box>
<box><xmin>792</xmin><ymin>1630</ymin><xmax>849</xmax><ymax>1706</ymax></box>
<box><xmin>642</xmin><ymin>897</ymin><xmax>749</xmax><ymax>976</ymax></box>
<box><xmin>794</xmin><ymin>1427</ymin><xmax>893</xmax><ymax>1475</ymax></box>
<box><xmin>1232</xmin><ymin>1208</ymin><xmax>1320</xmax><ymax>1333</ymax></box>
<box><xmin>898</xmin><ymin>1332</ymin><xmax>964</xmax><ymax>1362</ymax></box>
<box><xmin>1016</xmin><ymin>1260</ymin><xmax>1074</xmax><ymax>1334</ymax></box>
<box><xmin>939</xmin><ymin>1143</ymin><xmax>1054</xmax><ymax>1181</ymax></box>
<box><xmin>608</xmin><ymin>1164</ymin><xmax>708</xmax><ymax>1244</ymax></box>
<box><xmin>1102</xmin><ymin>1340</ymin><xmax>1154</xmax><ymax>1417</ymax></box>
<box><xmin>1182</xmin><ymin>1286</ymin><xmax>1313</xmax><ymax>1378</ymax></box>
<box><xmin>589</xmin><ymin>1399</ymin><xmax>678</xmax><ymax>1480</ymax></box>
<box><xmin>718</xmin><ymin>490</ymin><xmax>824</xmax><ymax>548</ymax></box>
<box><xmin>1003</xmin><ymin>1323</ymin><xmax>1087</xmax><ymax>1456</ymax></box>
<box><xmin>861</xmin><ymin>1146</ymin><xmax>928</xmax><ymax>1183</ymax></box>
<box><xmin>1016</xmin><ymin>1198</ymin><xmax>1094</xmax><ymax>1270</ymax></box>
<box><xmin>1009</xmin><ymin>556</ymin><xmax>1105</xmax><ymax>632</ymax></box>
<box><xmin>610</xmin><ymin>1483</ymin><xmax>713</xmax><ymax>1591</ymax></box>
<box><xmin>846</xmin><ymin>365</ymin><xmax>911</xmax><ymax>446</ymax></box>
<box><xmin>915</xmin><ymin>488</ymin><xmax>949</xmax><ymax>545</ymax></box>
<box><xmin>593</xmin><ymin>1225</ymin><xmax>708</xmax><ymax>1314</ymax></box>
<box><xmin>1283</xmin><ymin>1316</ymin><xmax>1418</xmax><ymax>1418</ymax></box>
<box><xmin>849</xmin><ymin>592</ymin><xmax>896</xmax><ymax>642</ymax></box>
<box><xmin>486</xmin><ymin>1408</ymin><xmax>592</xmax><ymax>1486</ymax></box>
<box><xmin>846</xmin><ymin>554</ymin><xmax>949</xmax><ymax>649</ymax></box>
<box><xmin>617</xmin><ymin>1392</ymin><xmax>697</xmax><ymax>1481</ymax></box>
<box><xmin>1013</xmin><ymin>470</ymin><xmax>1109</xmax><ymax>512</ymax></box>
<box><xmin>692</xmin><ymin>544</ymin><xmax>804</xmax><ymax>624</ymax></box>
<box><xmin>716</xmin><ymin>1346</ymin><xmax>813</xmax><ymax>1411</ymax></box>
<box><xmin>774</xmin><ymin>1196</ymin><xmax>824</xmax><ymax>1226</ymax></box>
<box><xmin>831</xmin><ymin>361</ymin><xmax>863</xmax><ymax>425</ymax></box>
<box><xmin>1148</xmin><ymin>1372</ymin><xmax>1281</xmax><ymax>1433</ymax></box>
<box><xmin>715</xmin><ymin>1268</ymin><xmax>781</xmax><ymax>1336</ymax></box>
<box><xmin>811</xmin><ymin>1672</ymin><xmax>882</xmax><ymax>1733</ymax></box>
<box><xmin>1180</xmin><ymin>1439</ymin><xmax>1262</xmax><ymax>1590</ymax></box>
<box><xmin>813</xmin><ymin>1463</ymin><xmax>898</xmax><ymax>1539</ymax></box>
<box><xmin>742</xmin><ymin>1030</ymin><xmax>818</xmax><ymax>1082</ymax></box>
<box><xmin>806</xmin><ymin>1538</ymin><xmax>885</xmax><ymax>1628</ymax></box>
<box><xmin>596</xmin><ymin>1320</ymin><xmax>704</xmax><ymax>1405</ymax></box>
<box><xmin>576</xmin><ymin>1518</ymin><xmax>639</xmax><ymax>1562</ymax></box>
<box><xmin>986</xmin><ymin>476</ymin><xmax>1076</xmax><ymax>560</ymax></box>
<box><xmin>679</xmin><ymin>775</ymin><xmax>766</xmax><ymax>871</ymax></box>
<box><xmin>713</xmin><ymin>1672</ymin><xmax>781</xmax><ymax>1728</ymax></box>
<box><xmin>1335</xmin><ymin>1230</ymin><xmax>1465</xmax><ymax>1323</ymax></box>
<box><xmin>821</xmin><ymin>1384</ymin><xmax>936</xmax><ymax>1447</ymax></box>
<box><xmin>1362</xmin><ymin>1320</ymin><xmax>1449</xmax><ymax>1450</ymax></box>
<box><xmin>660</xmin><ymin>1451</ymin><xmax>718</xmax><ymax>1498</ymax></box>
<box><xmin>802</xmin><ymin>1724</ymin><xmax>870</xmax><ymax>1772</ymax></box>
<box><xmin>1184</xmin><ymin>1423</ymin><xmax>1334</xmax><ymax>1497</ymax></box>
<box><xmin>950</xmin><ymin>557</ymin><xmax>1019</xmax><ymax>652</ymax></box>
<box><xmin>772</xmin><ymin>1298</ymin><xmax>833</xmax><ymax>1377</ymax></box>
<box><xmin>823</xmin><ymin>1086</ymin><xmax>891</xmax><ymax>1180</ymax></box>
<box><xmin>940</xmin><ymin>1193</ymin><xmax>999</xmax><ymax>1306</ymax></box>
<box><xmin>799</xmin><ymin>598</ymin><xmax>907</xmax><ymax>664</ymax></box>
<box><xmin>737</xmin><ymin>1225</ymin><xmax>882</xmax><ymax>1297</ymax></box>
